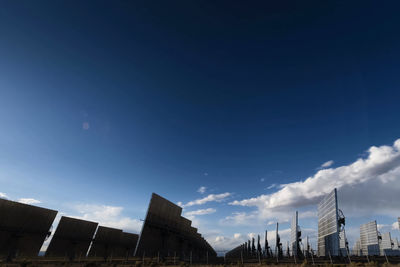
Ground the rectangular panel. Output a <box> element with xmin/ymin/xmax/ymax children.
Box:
<box><xmin>134</xmin><ymin>193</ymin><xmax>216</xmax><ymax>261</ymax></box>
<box><xmin>317</xmin><ymin>188</ymin><xmax>339</xmax><ymax>256</ymax></box>
<box><xmin>88</xmin><ymin>226</ymin><xmax>123</xmax><ymax>258</ymax></box>
<box><xmin>360</xmin><ymin>221</ymin><xmax>379</xmax><ymax>256</ymax></box>
<box><xmin>113</xmin><ymin>232</ymin><xmax>138</xmax><ymax>258</ymax></box>
<box><xmin>0</xmin><ymin>198</ymin><xmax>57</xmax><ymax>259</ymax></box>
<box><xmin>45</xmin><ymin>216</ymin><xmax>98</xmax><ymax>259</ymax></box>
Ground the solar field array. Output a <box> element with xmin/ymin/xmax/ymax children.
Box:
<box><xmin>0</xmin><ymin>194</ymin><xmax>214</xmax><ymax>263</ymax></box>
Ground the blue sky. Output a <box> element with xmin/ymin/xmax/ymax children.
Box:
<box><xmin>1</xmin><ymin>1</ymin><xmax>400</xmax><ymax>252</ymax></box>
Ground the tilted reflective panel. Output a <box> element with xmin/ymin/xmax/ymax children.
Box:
<box><xmin>113</xmin><ymin>232</ymin><xmax>139</xmax><ymax>258</ymax></box>
<box><xmin>88</xmin><ymin>226</ymin><xmax>123</xmax><ymax>259</ymax></box>
<box><xmin>0</xmin><ymin>198</ymin><xmax>57</xmax><ymax>259</ymax></box>
<box><xmin>360</xmin><ymin>221</ymin><xmax>379</xmax><ymax>256</ymax></box>
<box><xmin>290</xmin><ymin>211</ymin><xmax>301</xmax><ymax>257</ymax></box>
<box><xmin>45</xmin><ymin>216</ymin><xmax>98</xmax><ymax>259</ymax></box>
<box><xmin>317</xmin><ymin>188</ymin><xmax>339</xmax><ymax>256</ymax></box>
<box><xmin>134</xmin><ymin>193</ymin><xmax>216</xmax><ymax>261</ymax></box>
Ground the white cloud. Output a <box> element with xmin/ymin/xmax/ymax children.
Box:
<box><xmin>197</xmin><ymin>186</ymin><xmax>207</xmax><ymax>194</ymax></box>
<box><xmin>267</xmin><ymin>183</ymin><xmax>277</xmax><ymax>190</ymax></box>
<box><xmin>321</xmin><ymin>160</ymin><xmax>334</xmax><ymax>168</ymax></box>
<box><xmin>18</xmin><ymin>198</ymin><xmax>41</xmax><ymax>205</ymax></box>
<box><xmin>234</xmin><ymin>233</ymin><xmax>242</xmax><ymax>239</ymax></box>
<box><xmin>221</xmin><ymin>211</ymin><xmax>258</xmax><ymax>226</ymax></box>
<box><xmin>72</xmin><ymin>204</ymin><xmax>142</xmax><ymax>233</ymax></box>
<box><xmin>228</xmin><ymin>139</ymin><xmax>400</xmax><ymax>223</ymax></box>
<box><xmin>181</xmin><ymin>192</ymin><xmax>231</xmax><ymax>208</ymax></box>
<box><xmin>184</xmin><ymin>208</ymin><xmax>216</xmax><ymax>217</ymax></box>
<box><xmin>393</xmin><ymin>221</ymin><xmax>399</xmax><ymax>230</ymax></box>
<box><xmin>0</xmin><ymin>192</ymin><xmax>8</xmax><ymax>199</ymax></box>
<box><xmin>260</xmin><ymin>178</ymin><xmax>265</xmax><ymax>182</ymax></box>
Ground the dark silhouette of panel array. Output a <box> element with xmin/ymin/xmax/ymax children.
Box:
<box><xmin>88</xmin><ymin>226</ymin><xmax>123</xmax><ymax>260</ymax></box>
<box><xmin>45</xmin><ymin>216</ymin><xmax>98</xmax><ymax>260</ymax></box>
<box><xmin>134</xmin><ymin>193</ymin><xmax>216</xmax><ymax>262</ymax></box>
<box><xmin>0</xmin><ymin>198</ymin><xmax>57</xmax><ymax>261</ymax></box>
<box><xmin>114</xmin><ymin>232</ymin><xmax>139</xmax><ymax>258</ymax></box>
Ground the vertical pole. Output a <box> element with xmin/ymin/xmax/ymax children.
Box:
<box><xmin>328</xmin><ymin>251</ymin><xmax>332</xmax><ymax>264</ymax></box>
<box><xmin>347</xmin><ymin>247</ymin><xmax>351</xmax><ymax>264</ymax></box>
<box><xmin>384</xmin><ymin>250</ymin><xmax>389</xmax><ymax>264</ymax></box>
<box><xmin>366</xmin><ymin>254</ymin><xmax>370</xmax><ymax>263</ymax></box>
<box><xmin>258</xmin><ymin>251</ymin><xmax>261</xmax><ymax>264</ymax></box>
<box><xmin>157</xmin><ymin>251</ymin><xmax>160</xmax><ymax>264</ymax></box>
<box><xmin>241</xmin><ymin>250</ymin><xmax>243</xmax><ymax>265</ymax></box>
<box><xmin>294</xmin><ymin>254</ymin><xmax>297</xmax><ymax>265</ymax></box>
<box><xmin>311</xmin><ymin>251</ymin><xmax>315</xmax><ymax>265</ymax></box>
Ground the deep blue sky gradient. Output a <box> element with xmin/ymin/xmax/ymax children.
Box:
<box><xmin>1</xmin><ymin>0</ymin><xmax>400</xmax><ymax>248</ymax></box>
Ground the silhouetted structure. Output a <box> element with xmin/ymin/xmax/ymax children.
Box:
<box><xmin>45</xmin><ymin>216</ymin><xmax>98</xmax><ymax>260</ymax></box>
<box><xmin>0</xmin><ymin>198</ymin><xmax>57</xmax><ymax>261</ymax></box>
<box><xmin>275</xmin><ymin>223</ymin><xmax>283</xmax><ymax>258</ymax></box>
<box><xmin>134</xmin><ymin>193</ymin><xmax>216</xmax><ymax>262</ymax></box>
<box><xmin>88</xmin><ymin>226</ymin><xmax>123</xmax><ymax>260</ymax></box>
<box><xmin>291</xmin><ymin>211</ymin><xmax>303</xmax><ymax>258</ymax></box>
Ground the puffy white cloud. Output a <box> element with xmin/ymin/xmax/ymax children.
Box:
<box><xmin>72</xmin><ymin>204</ymin><xmax>142</xmax><ymax>233</ymax></box>
<box><xmin>229</xmin><ymin>139</ymin><xmax>400</xmax><ymax>222</ymax></box>
<box><xmin>0</xmin><ymin>192</ymin><xmax>8</xmax><ymax>199</ymax></box>
<box><xmin>197</xmin><ymin>186</ymin><xmax>207</xmax><ymax>194</ymax></box>
<box><xmin>181</xmin><ymin>193</ymin><xmax>231</xmax><ymax>208</ymax></box>
<box><xmin>184</xmin><ymin>208</ymin><xmax>216</xmax><ymax>217</ymax></box>
<box><xmin>234</xmin><ymin>233</ymin><xmax>242</xmax><ymax>239</ymax></box>
<box><xmin>393</xmin><ymin>221</ymin><xmax>399</xmax><ymax>230</ymax></box>
<box><xmin>18</xmin><ymin>198</ymin><xmax>41</xmax><ymax>205</ymax></box>
<box><xmin>321</xmin><ymin>160</ymin><xmax>334</xmax><ymax>168</ymax></box>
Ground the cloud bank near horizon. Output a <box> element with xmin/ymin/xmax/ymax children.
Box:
<box><xmin>228</xmin><ymin>139</ymin><xmax>400</xmax><ymax>223</ymax></box>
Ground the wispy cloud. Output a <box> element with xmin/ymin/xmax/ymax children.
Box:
<box><xmin>197</xmin><ymin>186</ymin><xmax>207</xmax><ymax>194</ymax></box>
<box><xmin>72</xmin><ymin>204</ymin><xmax>142</xmax><ymax>233</ymax></box>
<box><xmin>18</xmin><ymin>198</ymin><xmax>41</xmax><ymax>205</ymax></box>
<box><xmin>260</xmin><ymin>178</ymin><xmax>265</xmax><ymax>182</ymax></box>
<box><xmin>228</xmin><ymin>139</ymin><xmax>400</xmax><ymax>223</ymax></box>
<box><xmin>184</xmin><ymin>208</ymin><xmax>216</xmax><ymax>217</ymax></box>
<box><xmin>267</xmin><ymin>183</ymin><xmax>277</xmax><ymax>190</ymax></box>
<box><xmin>181</xmin><ymin>192</ymin><xmax>231</xmax><ymax>208</ymax></box>
<box><xmin>320</xmin><ymin>160</ymin><xmax>334</xmax><ymax>168</ymax></box>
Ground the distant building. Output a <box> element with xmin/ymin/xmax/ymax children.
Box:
<box><xmin>360</xmin><ymin>221</ymin><xmax>380</xmax><ymax>256</ymax></box>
